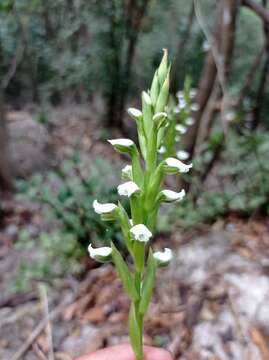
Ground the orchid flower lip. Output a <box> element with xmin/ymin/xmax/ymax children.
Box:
<box><xmin>117</xmin><ymin>181</ymin><xmax>140</xmax><ymax>197</ymax></box>
<box><xmin>153</xmin><ymin>248</ymin><xmax>173</xmax><ymax>264</ymax></box>
<box><xmin>161</xmin><ymin>189</ymin><xmax>186</xmax><ymax>202</ymax></box>
<box><xmin>165</xmin><ymin>157</ymin><xmax>192</xmax><ymax>173</ymax></box>
<box><xmin>88</xmin><ymin>244</ymin><xmax>112</xmax><ymax>259</ymax></box>
<box><xmin>108</xmin><ymin>138</ymin><xmax>134</xmax><ymax>147</ymax></box>
<box><xmin>93</xmin><ymin>200</ymin><xmax>117</xmax><ymax>214</ymax></box>
<box><xmin>130</xmin><ymin>224</ymin><xmax>152</xmax><ymax>243</ymax></box>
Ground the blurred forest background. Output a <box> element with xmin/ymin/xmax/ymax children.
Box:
<box><xmin>1</xmin><ymin>0</ymin><xmax>269</xmax><ymax>359</ymax></box>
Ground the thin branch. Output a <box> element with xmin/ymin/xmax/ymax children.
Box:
<box><xmin>0</xmin><ymin>41</ymin><xmax>24</xmax><ymax>90</ymax></box>
<box><xmin>236</xmin><ymin>46</ymin><xmax>265</xmax><ymax>107</ymax></box>
<box><xmin>242</xmin><ymin>0</ymin><xmax>269</xmax><ymax>23</ymax></box>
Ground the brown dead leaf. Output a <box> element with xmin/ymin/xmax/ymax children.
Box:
<box><xmin>82</xmin><ymin>307</ymin><xmax>105</xmax><ymax>323</ymax></box>
<box><xmin>250</xmin><ymin>326</ymin><xmax>269</xmax><ymax>360</ymax></box>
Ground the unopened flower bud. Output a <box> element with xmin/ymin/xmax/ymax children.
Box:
<box><xmin>157</xmin><ymin>48</ymin><xmax>168</xmax><ymax>87</ymax></box>
<box><xmin>153</xmin><ymin>112</ymin><xmax>168</xmax><ymax>129</ymax></box>
<box><xmin>155</xmin><ymin>72</ymin><xmax>169</xmax><ymax>113</ymax></box>
<box><xmin>128</xmin><ymin>108</ymin><xmax>143</xmax><ymax>121</ymax></box>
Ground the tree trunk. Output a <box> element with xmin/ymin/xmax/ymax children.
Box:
<box><xmin>171</xmin><ymin>3</ymin><xmax>195</xmax><ymax>94</ymax></box>
<box><xmin>0</xmin><ymin>92</ymin><xmax>13</xmax><ymax>193</ymax></box>
<box><xmin>251</xmin><ymin>0</ymin><xmax>269</xmax><ymax>129</ymax></box>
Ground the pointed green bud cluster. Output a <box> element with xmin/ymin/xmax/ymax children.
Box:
<box><xmin>150</xmin><ymin>49</ymin><xmax>170</xmax><ymax>114</ymax></box>
<box><xmin>142</xmin><ymin>91</ymin><xmax>153</xmax><ymax>134</ymax></box>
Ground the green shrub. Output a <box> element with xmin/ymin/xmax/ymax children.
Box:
<box><xmin>173</xmin><ymin>129</ymin><xmax>269</xmax><ymax>228</ymax></box>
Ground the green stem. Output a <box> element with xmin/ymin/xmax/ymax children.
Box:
<box><xmin>134</xmin><ymin>270</ymin><xmax>144</xmax><ymax>360</ymax></box>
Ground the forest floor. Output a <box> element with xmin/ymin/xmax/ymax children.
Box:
<box><xmin>1</xmin><ymin>106</ymin><xmax>269</xmax><ymax>360</ymax></box>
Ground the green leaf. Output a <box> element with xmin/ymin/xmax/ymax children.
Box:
<box><xmin>117</xmin><ymin>202</ymin><xmax>133</xmax><ymax>254</ymax></box>
<box><xmin>139</xmin><ymin>249</ymin><xmax>157</xmax><ymax>315</ymax></box>
<box><xmin>129</xmin><ymin>303</ymin><xmax>143</xmax><ymax>360</ymax></box>
<box><xmin>111</xmin><ymin>243</ymin><xmax>139</xmax><ymax>302</ymax></box>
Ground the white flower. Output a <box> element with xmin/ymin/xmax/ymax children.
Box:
<box><xmin>130</xmin><ymin>224</ymin><xmax>152</xmax><ymax>243</ymax></box>
<box><xmin>160</xmin><ymin>189</ymin><xmax>186</xmax><ymax>203</ymax></box>
<box><xmin>153</xmin><ymin>248</ymin><xmax>173</xmax><ymax>266</ymax></box>
<box><xmin>176</xmin><ymin>91</ymin><xmax>183</xmax><ymax>99</ymax></box>
<box><xmin>121</xmin><ymin>164</ymin><xmax>132</xmax><ymax>180</ymax></box>
<box><xmin>191</xmin><ymin>103</ymin><xmax>200</xmax><ymax>112</ymax></box>
<box><xmin>108</xmin><ymin>138</ymin><xmax>134</xmax><ymax>147</ymax></box>
<box><xmin>190</xmin><ymin>89</ymin><xmax>197</xmax><ymax>98</ymax></box>
<box><xmin>175</xmin><ymin>124</ymin><xmax>187</xmax><ymax>134</ymax></box>
<box><xmin>176</xmin><ymin>150</ymin><xmax>190</xmax><ymax>161</ymax></box>
<box><xmin>108</xmin><ymin>138</ymin><xmax>135</xmax><ymax>154</ymax></box>
<box><xmin>203</xmin><ymin>41</ymin><xmax>210</xmax><ymax>52</ymax></box>
<box><xmin>158</xmin><ymin>145</ymin><xmax>166</xmax><ymax>154</ymax></box>
<box><xmin>117</xmin><ymin>181</ymin><xmax>140</xmax><ymax>197</ymax></box>
<box><xmin>175</xmin><ymin>135</ymin><xmax>181</xmax><ymax>142</ymax></box>
<box><xmin>164</xmin><ymin>157</ymin><xmax>192</xmax><ymax>174</ymax></box>
<box><xmin>128</xmin><ymin>108</ymin><xmax>142</xmax><ymax>120</ymax></box>
<box><xmin>88</xmin><ymin>244</ymin><xmax>112</xmax><ymax>262</ymax></box>
<box><xmin>225</xmin><ymin>111</ymin><xmax>236</xmax><ymax>122</ymax></box>
<box><xmin>186</xmin><ymin>117</ymin><xmax>194</xmax><ymax>126</ymax></box>
<box><xmin>178</xmin><ymin>98</ymin><xmax>186</xmax><ymax>109</ymax></box>
<box><xmin>93</xmin><ymin>200</ymin><xmax>117</xmax><ymax>214</ymax></box>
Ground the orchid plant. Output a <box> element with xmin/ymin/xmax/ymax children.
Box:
<box><xmin>89</xmin><ymin>50</ymin><xmax>192</xmax><ymax>360</ymax></box>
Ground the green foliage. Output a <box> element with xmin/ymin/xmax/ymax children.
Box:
<box><xmin>13</xmin><ymin>230</ymin><xmax>83</xmax><ymax>292</ymax></box>
<box><xmin>14</xmin><ymin>155</ymin><xmax>126</xmax><ymax>291</ymax></box>
<box><xmin>17</xmin><ymin>156</ymin><xmax>124</xmax><ymax>250</ymax></box>
<box><xmin>174</xmin><ymin>129</ymin><xmax>269</xmax><ymax>228</ymax></box>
